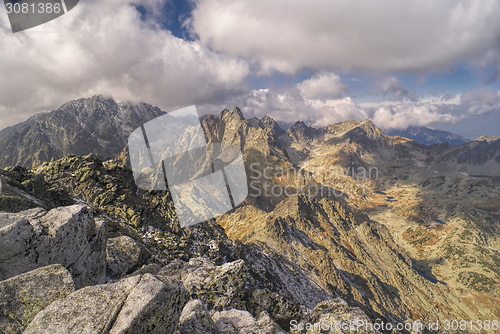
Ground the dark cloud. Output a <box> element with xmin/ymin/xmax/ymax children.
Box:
<box><xmin>372</xmin><ymin>77</ymin><xmax>417</xmax><ymax>101</ymax></box>
<box><xmin>439</xmin><ymin>93</ymin><xmax>457</xmax><ymax>102</ymax></box>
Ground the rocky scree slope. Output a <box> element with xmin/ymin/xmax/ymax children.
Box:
<box><xmin>217</xmin><ymin>194</ymin><xmax>499</xmax><ymax>324</ymax></box>
<box><xmin>0</xmin><ymin>154</ymin><xmax>383</xmax><ymax>333</ymax></box>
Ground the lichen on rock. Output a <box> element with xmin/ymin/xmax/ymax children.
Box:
<box><xmin>0</xmin><ymin>264</ymin><xmax>74</xmax><ymax>334</ymax></box>
<box><xmin>0</xmin><ymin>205</ymin><xmax>106</xmax><ymax>288</ymax></box>
<box><xmin>106</xmin><ymin>235</ymin><xmax>149</xmax><ymax>280</ymax></box>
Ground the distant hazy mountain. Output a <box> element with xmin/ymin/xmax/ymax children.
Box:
<box><xmin>384</xmin><ymin>126</ymin><xmax>469</xmax><ymax>145</ymax></box>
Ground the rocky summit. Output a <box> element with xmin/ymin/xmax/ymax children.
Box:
<box><xmin>0</xmin><ymin>95</ymin><xmax>164</xmax><ymax>169</ymax></box>
<box><xmin>0</xmin><ymin>96</ymin><xmax>499</xmax><ymax>333</ymax></box>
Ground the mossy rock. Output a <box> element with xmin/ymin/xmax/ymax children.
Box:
<box><xmin>0</xmin><ymin>264</ymin><xmax>74</xmax><ymax>334</ymax></box>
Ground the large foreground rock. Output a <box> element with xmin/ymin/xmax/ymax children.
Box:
<box><xmin>106</xmin><ymin>235</ymin><xmax>149</xmax><ymax>279</ymax></box>
<box><xmin>109</xmin><ymin>274</ymin><xmax>189</xmax><ymax>334</ymax></box>
<box><xmin>0</xmin><ymin>205</ymin><xmax>106</xmax><ymax>288</ymax></box>
<box><xmin>178</xmin><ymin>299</ymin><xmax>220</xmax><ymax>334</ymax></box>
<box><xmin>160</xmin><ymin>257</ymin><xmax>247</xmax><ymax>311</ymax></box>
<box><xmin>0</xmin><ymin>264</ymin><xmax>74</xmax><ymax>334</ymax></box>
<box><xmin>290</xmin><ymin>299</ymin><xmax>382</xmax><ymax>334</ymax></box>
<box><xmin>160</xmin><ymin>257</ymin><xmax>303</xmax><ymax>330</ymax></box>
<box><xmin>212</xmin><ymin>309</ymin><xmax>286</xmax><ymax>334</ymax></box>
<box><xmin>24</xmin><ymin>273</ymin><xmax>189</xmax><ymax>334</ymax></box>
<box><xmin>24</xmin><ymin>275</ymin><xmax>141</xmax><ymax>333</ymax></box>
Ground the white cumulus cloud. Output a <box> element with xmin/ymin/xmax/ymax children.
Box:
<box><xmin>198</xmin><ymin>76</ymin><xmax>367</xmax><ymax>127</ymax></box>
<box><xmin>368</xmin><ymin>87</ymin><xmax>500</xmax><ymax>130</ymax></box>
<box><xmin>460</xmin><ymin>87</ymin><xmax>500</xmax><ymax>114</ymax></box>
<box><xmin>0</xmin><ymin>0</ymin><xmax>249</xmax><ymax>130</ymax></box>
<box><xmin>297</xmin><ymin>72</ymin><xmax>347</xmax><ymax>100</ymax></box>
<box><xmin>190</xmin><ymin>0</ymin><xmax>500</xmax><ymax>74</ymax></box>
<box><xmin>372</xmin><ymin>103</ymin><xmax>461</xmax><ymax>129</ymax></box>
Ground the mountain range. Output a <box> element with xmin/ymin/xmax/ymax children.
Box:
<box><xmin>1</xmin><ymin>95</ymin><xmax>500</xmax><ymax>333</ymax></box>
<box><xmin>0</xmin><ymin>96</ymin><xmax>164</xmax><ymax>169</ymax></box>
<box><xmin>0</xmin><ymin>96</ymin><xmax>482</xmax><ymax>169</ymax></box>
<box><xmin>384</xmin><ymin>126</ymin><xmax>470</xmax><ymax>146</ymax></box>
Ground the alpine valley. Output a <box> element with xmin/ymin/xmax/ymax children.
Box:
<box><xmin>1</xmin><ymin>96</ymin><xmax>499</xmax><ymax>333</ymax></box>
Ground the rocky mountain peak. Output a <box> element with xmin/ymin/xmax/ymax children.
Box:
<box><xmin>345</xmin><ymin>120</ymin><xmax>387</xmax><ymax>141</ymax></box>
<box><xmin>357</xmin><ymin>119</ymin><xmax>377</xmax><ymax>130</ymax></box>
<box><xmin>475</xmin><ymin>135</ymin><xmax>500</xmax><ymax>142</ymax></box>
<box><xmin>289</xmin><ymin>121</ymin><xmax>308</xmax><ymax>130</ymax></box>
<box><xmin>0</xmin><ymin>96</ymin><xmax>164</xmax><ymax>168</ymax></box>
<box><xmin>58</xmin><ymin>95</ymin><xmax>118</xmax><ymax>119</ymax></box>
<box><xmin>287</xmin><ymin>121</ymin><xmax>321</xmax><ymax>142</ymax></box>
<box><xmin>260</xmin><ymin>115</ymin><xmax>286</xmax><ymax>136</ymax></box>
<box><xmin>221</xmin><ymin>107</ymin><xmax>244</xmax><ymax>123</ymax></box>
<box><xmin>260</xmin><ymin>115</ymin><xmax>277</xmax><ymax>127</ymax></box>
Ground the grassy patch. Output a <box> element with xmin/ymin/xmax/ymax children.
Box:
<box><xmin>410</xmin><ymin>235</ymin><xmax>430</xmax><ymax>245</ymax></box>
<box><xmin>457</xmin><ymin>271</ymin><xmax>497</xmax><ymax>292</ymax></box>
<box><xmin>442</xmin><ymin>244</ymin><xmax>466</xmax><ymax>259</ymax></box>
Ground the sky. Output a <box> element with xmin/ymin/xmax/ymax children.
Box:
<box><xmin>1</xmin><ymin>0</ymin><xmax>500</xmax><ymax>138</ymax></box>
